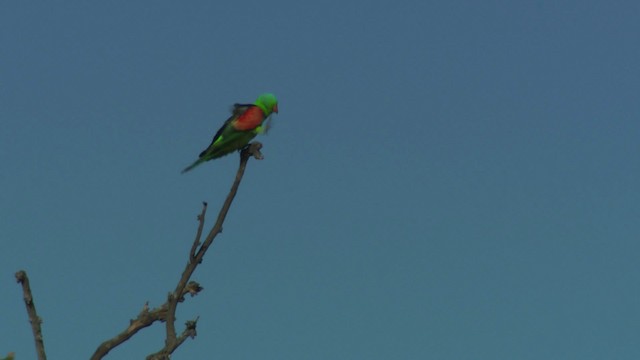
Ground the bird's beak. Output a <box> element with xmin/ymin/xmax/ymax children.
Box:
<box><xmin>273</xmin><ymin>104</ymin><xmax>279</xmax><ymax>114</ymax></box>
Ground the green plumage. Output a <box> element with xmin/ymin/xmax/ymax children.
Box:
<box><xmin>181</xmin><ymin>93</ymin><xmax>278</xmax><ymax>173</ymax></box>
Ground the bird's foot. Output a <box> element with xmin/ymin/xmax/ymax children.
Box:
<box><xmin>241</xmin><ymin>142</ymin><xmax>263</xmax><ymax>160</ymax></box>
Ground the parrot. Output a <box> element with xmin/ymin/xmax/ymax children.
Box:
<box><xmin>181</xmin><ymin>93</ymin><xmax>279</xmax><ymax>173</ymax></box>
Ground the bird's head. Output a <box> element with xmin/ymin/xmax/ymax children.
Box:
<box><xmin>255</xmin><ymin>93</ymin><xmax>279</xmax><ymax>116</ymax></box>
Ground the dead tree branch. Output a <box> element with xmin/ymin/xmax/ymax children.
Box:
<box><xmin>91</xmin><ymin>142</ymin><xmax>263</xmax><ymax>359</ymax></box>
<box><xmin>15</xmin><ymin>270</ymin><xmax>47</xmax><ymax>360</ymax></box>
<box><xmin>90</xmin><ymin>283</ymin><xmax>203</xmax><ymax>360</ymax></box>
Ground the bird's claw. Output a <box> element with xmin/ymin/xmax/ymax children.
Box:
<box><xmin>241</xmin><ymin>142</ymin><xmax>264</xmax><ymax>160</ymax></box>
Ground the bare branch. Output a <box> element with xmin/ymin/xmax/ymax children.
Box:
<box><xmin>158</xmin><ymin>142</ymin><xmax>263</xmax><ymax>357</ymax></box>
<box><xmin>90</xmin><ymin>280</ymin><xmax>203</xmax><ymax>359</ymax></box>
<box><xmin>15</xmin><ymin>270</ymin><xmax>47</xmax><ymax>360</ymax></box>
<box><xmin>92</xmin><ymin>142</ymin><xmax>263</xmax><ymax>359</ymax></box>
<box><xmin>146</xmin><ymin>317</ymin><xmax>198</xmax><ymax>360</ymax></box>
<box><xmin>90</xmin><ymin>302</ymin><xmax>165</xmax><ymax>360</ymax></box>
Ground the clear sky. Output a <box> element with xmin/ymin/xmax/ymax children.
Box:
<box><xmin>2</xmin><ymin>1</ymin><xmax>639</xmax><ymax>359</ymax></box>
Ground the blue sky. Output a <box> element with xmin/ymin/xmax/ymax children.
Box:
<box><xmin>1</xmin><ymin>1</ymin><xmax>639</xmax><ymax>358</ymax></box>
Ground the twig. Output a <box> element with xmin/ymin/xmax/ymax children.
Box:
<box><xmin>189</xmin><ymin>202</ymin><xmax>208</xmax><ymax>259</ymax></box>
<box><xmin>90</xmin><ymin>302</ymin><xmax>167</xmax><ymax>360</ymax></box>
<box><xmin>146</xmin><ymin>318</ymin><xmax>199</xmax><ymax>360</ymax></box>
<box><xmin>15</xmin><ymin>270</ymin><xmax>47</xmax><ymax>360</ymax></box>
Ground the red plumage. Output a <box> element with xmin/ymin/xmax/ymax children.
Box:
<box><xmin>233</xmin><ymin>106</ymin><xmax>265</xmax><ymax>131</ymax></box>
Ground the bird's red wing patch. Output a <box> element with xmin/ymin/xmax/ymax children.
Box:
<box><xmin>233</xmin><ymin>106</ymin><xmax>265</xmax><ymax>131</ymax></box>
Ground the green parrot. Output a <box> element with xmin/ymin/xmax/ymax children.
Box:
<box><xmin>181</xmin><ymin>93</ymin><xmax>279</xmax><ymax>173</ymax></box>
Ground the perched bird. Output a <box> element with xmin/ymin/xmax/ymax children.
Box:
<box><xmin>181</xmin><ymin>93</ymin><xmax>279</xmax><ymax>173</ymax></box>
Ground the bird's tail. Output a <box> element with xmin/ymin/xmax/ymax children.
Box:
<box><xmin>181</xmin><ymin>158</ymin><xmax>205</xmax><ymax>174</ymax></box>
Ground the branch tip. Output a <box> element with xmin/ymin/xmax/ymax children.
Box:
<box><xmin>15</xmin><ymin>270</ymin><xmax>47</xmax><ymax>360</ymax></box>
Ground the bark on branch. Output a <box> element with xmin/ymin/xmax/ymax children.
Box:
<box><xmin>15</xmin><ymin>270</ymin><xmax>47</xmax><ymax>360</ymax></box>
